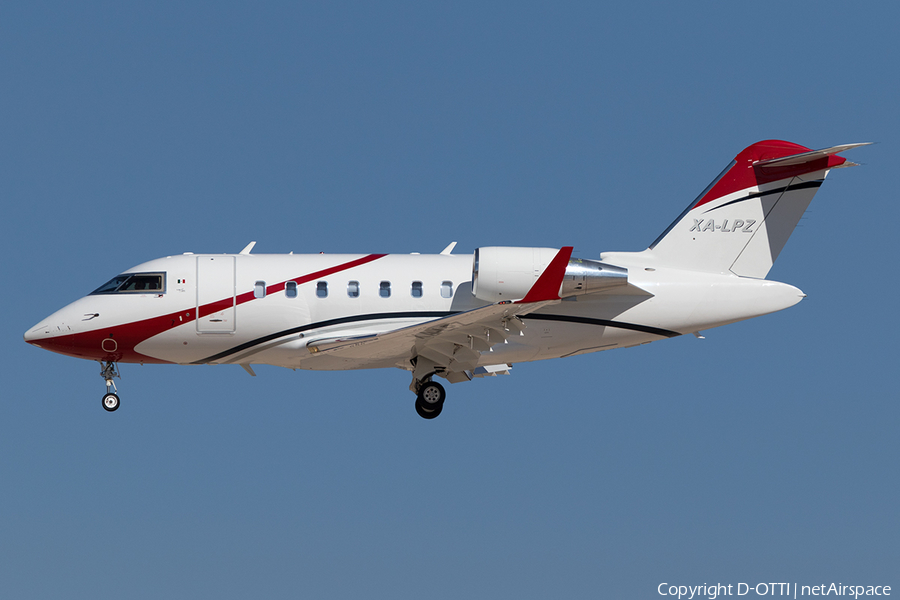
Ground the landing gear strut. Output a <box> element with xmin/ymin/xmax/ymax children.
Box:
<box><xmin>99</xmin><ymin>361</ymin><xmax>121</xmax><ymax>412</ymax></box>
<box><xmin>414</xmin><ymin>380</ymin><xmax>446</xmax><ymax>419</ymax></box>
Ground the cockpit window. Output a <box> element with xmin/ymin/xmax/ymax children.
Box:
<box><xmin>90</xmin><ymin>272</ymin><xmax>166</xmax><ymax>295</ymax></box>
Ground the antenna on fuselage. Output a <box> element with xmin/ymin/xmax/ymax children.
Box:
<box><xmin>240</xmin><ymin>241</ymin><xmax>257</xmax><ymax>255</ymax></box>
<box><xmin>440</xmin><ymin>241</ymin><xmax>457</xmax><ymax>255</ymax></box>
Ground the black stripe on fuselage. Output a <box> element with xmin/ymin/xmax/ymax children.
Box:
<box><xmin>702</xmin><ymin>180</ymin><xmax>822</xmax><ymax>214</ymax></box>
<box><xmin>522</xmin><ymin>313</ymin><xmax>681</xmax><ymax>338</ymax></box>
<box><xmin>194</xmin><ymin>310</ymin><xmax>680</xmax><ymax>364</ymax></box>
<box><xmin>194</xmin><ymin>311</ymin><xmax>455</xmax><ymax>364</ymax></box>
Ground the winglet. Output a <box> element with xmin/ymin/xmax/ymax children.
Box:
<box><xmin>440</xmin><ymin>242</ymin><xmax>457</xmax><ymax>255</ymax></box>
<box><xmin>240</xmin><ymin>241</ymin><xmax>257</xmax><ymax>255</ymax></box>
<box><xmin>517</xmin><ymin>246</ymin><xmax>573</xmax><ymax>303</ymax></box>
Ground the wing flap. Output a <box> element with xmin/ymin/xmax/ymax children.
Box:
<box><xmin>306</xmin><ymin>299</ymin><xmax>558</xmax><ymax>368</ymax></box>
<box><xmin>472</xmin><ymin>363</ymin><xmax>512</xmax><ymax>377</ymax></box>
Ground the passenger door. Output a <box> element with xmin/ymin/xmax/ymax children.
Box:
<box><xmin>196</xmin><ymin>256</ymin><xmax>236</xmax><ymax>332</ymax></box>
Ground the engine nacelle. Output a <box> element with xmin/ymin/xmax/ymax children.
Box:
<box><xmin>472</xmin><ymin>247</ymin><xmax>627</xmax><ymax>302</ymax></box>
<box><xmin>472</xmin><ymin>247</ymin><xmax>559</xmax><ymax>302</ymax></box>
<box><xmin>560</xmin><ymin>256</ymin><xmax>628</xmax><ymax>297</ymax></box>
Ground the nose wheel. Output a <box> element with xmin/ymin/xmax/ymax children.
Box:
<box><xmin>102</xmin><ymin>392</ymin><xmax>120</xmax><ymax>412</ymax></box>
<box><xmin>99</xmin><ymin>361</ymin><xmax>121</xmax><ymax>412</ymax></box>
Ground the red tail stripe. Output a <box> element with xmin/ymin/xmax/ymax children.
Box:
<box><xmin>695</xmin><ymin>140</ymin><xmax>846</xmax><ymax>209</ymax></box>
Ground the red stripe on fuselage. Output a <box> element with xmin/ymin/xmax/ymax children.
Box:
<box><xmin>32</xmin><ymin>253</ymin><xmax>388</xmax><ymax>363</ymax></box>
<box><xmin>200</xmin><ymin>253</ymin><xmax>388</xmax><ymax>320</ymax></box>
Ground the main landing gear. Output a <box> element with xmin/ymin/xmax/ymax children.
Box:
<box><xmin>414</xmin><ymin>380</ymin><xmax>446</xmax><ymax>420</ymax></box>
<box><xmin>99</xmin><ymin>361</ymin><xmax>121</xmax><ymax>412</ymax></box>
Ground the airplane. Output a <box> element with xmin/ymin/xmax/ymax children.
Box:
<box><xmin>24</xmin><ymin>140</ymin><xmax>868</xmax><ymax>418</ymax></box>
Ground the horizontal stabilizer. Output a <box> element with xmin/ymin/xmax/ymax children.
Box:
<box><xmin>755</xmin><ymin>143</ymin><xmax>871</xmax><ymax>168</ymax></box>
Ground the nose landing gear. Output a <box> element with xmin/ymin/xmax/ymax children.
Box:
<box><xmin>99</xmin><ymin>361</ymin><xmax>121</xmax><ymax>412</ymax></box>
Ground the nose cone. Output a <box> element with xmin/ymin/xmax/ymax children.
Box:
<box><xmin>24</xmin><ymin>323</ymin><xmax>44</xmax><ymax>344</ymax></box>
<box><xmin>23</xmin><ymin>297</ymin><xmax>165</xmax><ymax>364</ymax></box>
<box><xmin>24</xmin><ymin>315</ymin><xmax>75</xmax><ymax>350</ymax></box>
<box><xmin>23</xmin><ymin>297</ymin><xmax>87</xmax><ymax>355</ymax></box>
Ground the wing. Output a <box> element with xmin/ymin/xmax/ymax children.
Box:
<box><xmin>307</xmin><ymin>247</ymin><xmax>574</xmax><ymax>383</ymax></box>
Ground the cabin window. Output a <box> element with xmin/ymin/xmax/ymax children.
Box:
<box><xmin>90</xmin><ymin>272</ymin><xmax>166</xmax><ymax>295</ymax></box>
<box><xmin>316</xmin><ymin>281</ymin><xmax>328</xmax><ymax>298</ymax></box>
<box><xmin>347</xmin><ymin>281</ymin><xmax>360</xmax><ymax>298</ymax></box>
<box><xmin>379</xmin><ymin>281</ymin><xmax>391</xmax><ymax>298</ymax></box>
<box><xmin>441</xmin><ymin>281</ymin><xmax>453</xmax><ymax>298</ymax></box>
<box><xmin>254</xmin><ymin>281</ymin><xmax>266</xmax><ymax>299</ymax></box>
<box><xmin>285</xmin><ymin>281</ymin><xmax>297</xmax><ymax>298</ymax></box>
<box><xmin>411</xmin><ymin>281</ymin><xmax>423</xmax><ymax>298</ymax></box>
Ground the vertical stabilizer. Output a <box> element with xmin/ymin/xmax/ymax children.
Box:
<box><xmin>647</xmin><ymin>140</ymin><xmax>868</xmax><ymax>278</ymax></box>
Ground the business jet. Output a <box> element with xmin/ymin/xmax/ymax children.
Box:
<box><xmin>24</xmin><ymin>140</ymin><xmax>868</xmax><ymax>418</ymax></box>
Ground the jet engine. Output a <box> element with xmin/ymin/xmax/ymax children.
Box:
<box><xmin>472</xmin><ymin>247</ymin><xmax>627</xmax><ymax>302</ymax></box>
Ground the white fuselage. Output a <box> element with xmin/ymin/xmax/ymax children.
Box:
<box><xmin>24</xmin><ymin>251</ymin><xmax>804</xmax><ymax>372</ymax></box>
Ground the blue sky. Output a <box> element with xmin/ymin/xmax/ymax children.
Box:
<box><xmin>2</xmin><ymin>2</ymin><xmax>897</xmax><ymax>598</ymax></box>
